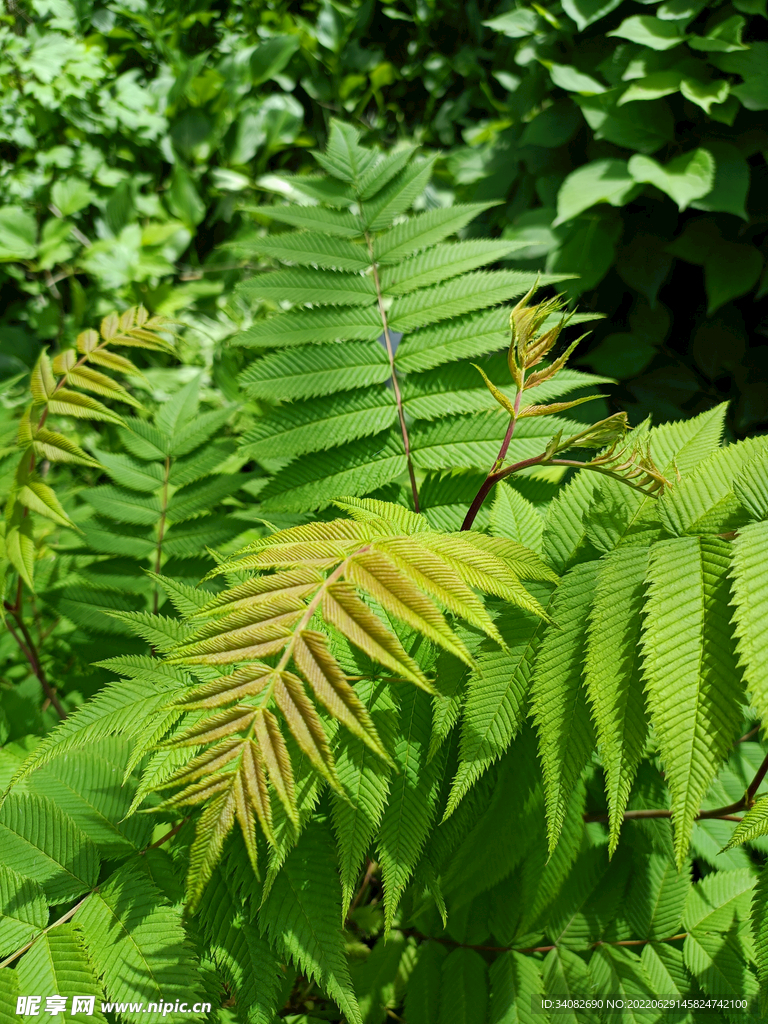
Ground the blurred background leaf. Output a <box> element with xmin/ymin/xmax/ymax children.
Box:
<box><xmin>0</xmin><ymin>0</ymin><xmax>766</xmax><ymax>433</ymax></box>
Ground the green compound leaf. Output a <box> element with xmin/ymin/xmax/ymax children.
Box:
<box><xmin>641</xmin><ymin>537</ymin><xmax>743</xmax><ymax>866</ymax></box>
<box><xmin>260</xmin><ymin>821</ymin><xmax>363</xmax><ymax>1024</ymax></box>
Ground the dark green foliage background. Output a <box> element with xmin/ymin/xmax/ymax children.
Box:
<box><xmin>1</xmin><ymin>0</ymin><xmax>767</xmax><ymax>435</ymax></box>
<box><xmin>2</xmin><ymin>25</ymin><xmax>768</xmax><ymax>1014</ymax></box>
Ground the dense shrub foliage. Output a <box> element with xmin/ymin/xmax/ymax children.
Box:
<box><xmin>2</xmin><ymin>123</ymin><xmax>768</xmax><ymax>1023</ymax></box>
<box><xmin>1</xmin><ymin>0</ymin><xmax>767</xmax><ymax>432</ymax></box>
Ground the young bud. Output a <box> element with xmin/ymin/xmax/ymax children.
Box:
<box><xmin>556</xmin><ymin>412</ymin><xmax>629</xmax><ymax>452</ymax></box>
<box><xmin>517</xmin><ymin>394</ymin><xmax>606</xmax><ymax>419</ymax></box>
<box><xmin>507</xmin><ymin>285</ymin><xmax>577</xmax><ymax>397</ymax></box>
<box><xmin>544</xmin><ymin>429</ymin><xmax>564</xmax><ymax>460</ymax></box>
<box><xmin>473</xmin><ymin>365</ymin><xmax>516</xmax><ymax>416</ymax></box>
<box><xmin>584</xmin><ymin>438</ymin><xmax>672</xmax><ymax>496</ymax></box>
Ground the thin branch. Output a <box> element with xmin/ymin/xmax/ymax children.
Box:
<box><xmin>585</xmin><ymin>747</ymin><xmax>768</xmax><ymax>824</ymax></box>
<box><xmin>461</xmin><ymin>440</ymin><xmax>671</xmax><ymax>531</ymax></box>
<box><xmin>584</xmin><ymin>808</ymin><xmax>743</xmax><ymax>823</ymax></box>
<box><xmin>48</xmin><ymin>203</ymin><xmax>91</xmax><ymax>248</ymax></box>
<box><xmin>347</xmin><ymin>859</ymin><xmax>377</xmax><ymax>918</ymax></box>
<box><xmin>405</xmin><ymin>928</ymin><xmax>688</xmax><ymax>956</ymax></box>
<box><xmin>461</xmin><ymin>382</ymin><xmax>523</xmax><ymax>531</ymax></box>
<box><xmin>364</xmin><ymin>232</ymin><xmax>420</xmax><ymax>512</ymax></box>
<box><xmin>461</xmin><ymin>452</ymin><xmax>547</xmax><ymax>530</ymax></box>
<box><xmin>0</xmin><ymin>892</ymin><xmax>91</xmax><ymax>969</ymax></box>
<box><xmin>739</xmin><ymin>725</ymin><xmax>761</xmax><ymax>743</ymax></box>
<box><xmin>4</xmin><ymin>606</ymin><xmax>67</xmax><ymax>719</ymax></box>
<box><xmin>140</xmin><ymin>817</ymin><xmax>189</xmax><ymax>854</ymax></box>
<box><xmin>747</xmin><ymin>749</ymin><xmax>768</xmax><ymax>803</ymax></box>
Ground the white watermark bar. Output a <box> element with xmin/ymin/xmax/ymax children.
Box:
<box><xmin>16</xmin><ymin>997</ymin><xmax>212</xmax><ymax>1017</ymax></box>
<box><xmin>531</xmin><ymin>996</ymin><xmax>758</xmax><ymax>1015</ymax></box>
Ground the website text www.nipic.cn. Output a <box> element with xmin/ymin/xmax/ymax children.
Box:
<box><xmin>16</xmin><ymin>997</ymin><xmax>213</xmax><ymax>1017</ymax></box>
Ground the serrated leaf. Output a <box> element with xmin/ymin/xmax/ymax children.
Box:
<box><xmin>257</xmin><ymin>204</ymin><xmax>362</xmax><ymax>237</ymax></box>
<box><xmin>166</xmin><ymin>473</ymin><xmax>244</xmax><ymax>523</ymax></box>
<box><xmin>242</xmin><ymin>388</ymin><xmax>397</xmax><ymax>461</ymax></box>
<box><xmin>92</xmin><ymin>449</ymin><xmax>165</xmax><ymax>491</ymax></box>
<box><xmin>730</xmin><ymin>521</ymin><xmax>768</xmax><ymax>727</ymax></box>
<box><xmin>331</xmin><ymin>680</ymin><xmax>397</xmax><ymax>917</ymax></box>
<box><xmin>74</xmin><ymin>862</ymin><xmax>203</xmax><ymax>1020</ymax></box>
<box><xmin>359</xmin><ymin>145</ymin><xmax>417</xmax><ymax>199</ymax></box>
<box><xmin>530</xmin><ymin>561</ymin><xmax>597</xmax><ymax>852</ymax></box>
<box><xmin>32</xmin><ymin>429</ymin><xmax>100</xmax><ymax>467</ymax></box>
<box><xmin>445</xmin><ymin>609</ymin><xmax>544</xmax><ymax>817</ymax></box>
<box><xmin>377</xmin><ymin>688</ymin><xmax>444</xmax><ymax>932</ymax></box>
<box><xmin>30</xmin><ymin>745</ymin><xmax>151</xmax><ymax>856</ymax></box>
<box><xmin>196</xmin><ymin>861</ymin><xmax>282</xmax><ymax>1024</ymax></box>
<box><xmin>46</xmin><ymin>388</ymin><xmax>125</xmax><ymax>425</ymax></box>
<box><xmin>259</xmin><ymin>432</ymin><xmax>406</xmax><ymax>512</ymax></box>
<box><xmin>396</xmin><ymin>307</ymin><xmax>510</xmax><ymax>373</ymax></box>
<box><xmin>239</xmin><ymin>342</ymin><xmax>390</xmax><ymax>401</ymax></box>
<box><xmin>388</xmin><ymin>271</ymin><xmax>568</xmax><ymax>333</ymax></box>
<box><xmin>186</xmin><ymin>787</ymin><xmax>238</xmax><ymax>911</ymax></box>
<box><xmin>437</xmin><ymin>947</ymin><xmax>488</xmax><ymax>1024</ymax></box>
<box><xmin>0</xmin><ymin>792</ymin><xmax>99</xmax><ymax>904</ymax></box>
<box><xmin>685</xmin><ymin>869</ymin><xmax>756</xmax><ymax>947</ymax></box>
<box><xmin>362</xmin><ymin>156</ymin><xmax>437</xmax><ymax>232</ymax></box>
<box><xmin>489</xmin><ymin>951</ymin><xmax>544</xmax><ymax>1024</ymax></box>
<box><xmin>17</xmin><ymin>477</ymin><xmax>75</xmax><ymax>528</ymax></box>
<box><xmin>379</xmin><ymin>240</ymin><xmax>524</xmax><ymax>295</ymax></box>
<box><xmin>683</xmin><ymin>930</ymin><xmax>759</xmax><ymax>1002</ymax></box>
<box><xmin>233</xmin><ymin>306</ymin><xmax>383</xmax><ymax>349</ymax></box>
<box><xmin>0</xmin><ymin>866</ymin><xmax>48</xmax><ymax>959</ymax></box>
<box><xmin>642</xmin><ymin>537</ymin><xmax>743</xmax><ymax>866</ymax></box>
<box><xmin>294</xmin><ymin>631</ymin><xmax>388</xmax><ymax>759</ymax></box>
<box><xmin>259</xmin><ymin>821</ymin><xmax>363</xmax><ymax>1024</ymax></box>
<box><xmin>411</xmin><ymin>411</ymin><xmax>578</xmax><ymax>474</ymax></box>
<box><xmin>724</xmin><ymin>796</ymin><xmax>768</xmax><ymax>850</ymax></box>
<box><xmin>5</xmin><ymin>517</ymin><xmax>36</xmax><ymax>590</ymax></box>
<box><xmin>658</xmin><ymin>436</ymin><xmax>767</xmax><ymax>536</ymax></box>
<box><xmin>231</xmin><ymin>231</ymin><xmax>371</xmax><ymax>272</ymax></box>
<box><xmin>315</xmin><ymin>120</ymin><xmax>376</xmax><ymax>184</ymax></box>
<box><xmin>373</xmin><ymin>203</ymin><xmax>499</xmax><ymax>263</ymax></box>
<box><xmin>490</xmin><ymin>482</ymin><xmax>544</xmax><ymax>552</ymax></box>
<box><xmin>16</xmin><ymin>926</ymin><xmax>108</xmax><ymax>1024</ymax></box>
<box><xmin>626</xmin><ymin>854</ymin><xmax>690</xmax><ymax>940</ymax></box>
<box><xmin>584</xmin><ymin>544</ymin><xmax>650</xmax><ymax>853</ymax></box>
<box><xmin>240</xmin><ymin>267</ymin><xmax>376</xmax><ymax>307</ymax></box>
<box><xmin>405</xmin><ymin>942</ymin><xmax>447</xmax><ymax>1024</ymax></box>
<box><xmin>65</xmin><ymin>364</ymin><xmax>141</xmax><ymax>408</ymax></box>
<box><xmin>82</xmin><ymin>485</ymin><xmax>161</xmax><ymax>526</ymax></box>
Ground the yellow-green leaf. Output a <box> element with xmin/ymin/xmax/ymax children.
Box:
<box><xmin>46</xmin><ymin>389</ymin><xmax>125</xmax><ymax>426</ymax></box>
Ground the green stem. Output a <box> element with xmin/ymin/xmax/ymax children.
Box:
<box><xmin>0</xmin><ymin>892</ymin><xmax>91</xmax><ymax>969</ymax></box>
<box><xmin>364</xmin><ymin>232</ymin><xmax>420</xmax><ymax>512</ymax></box>
<box><xmin>152</xmin><ymin>456</ymin><xmax>171</xmax><ymax>615</ymax></box>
